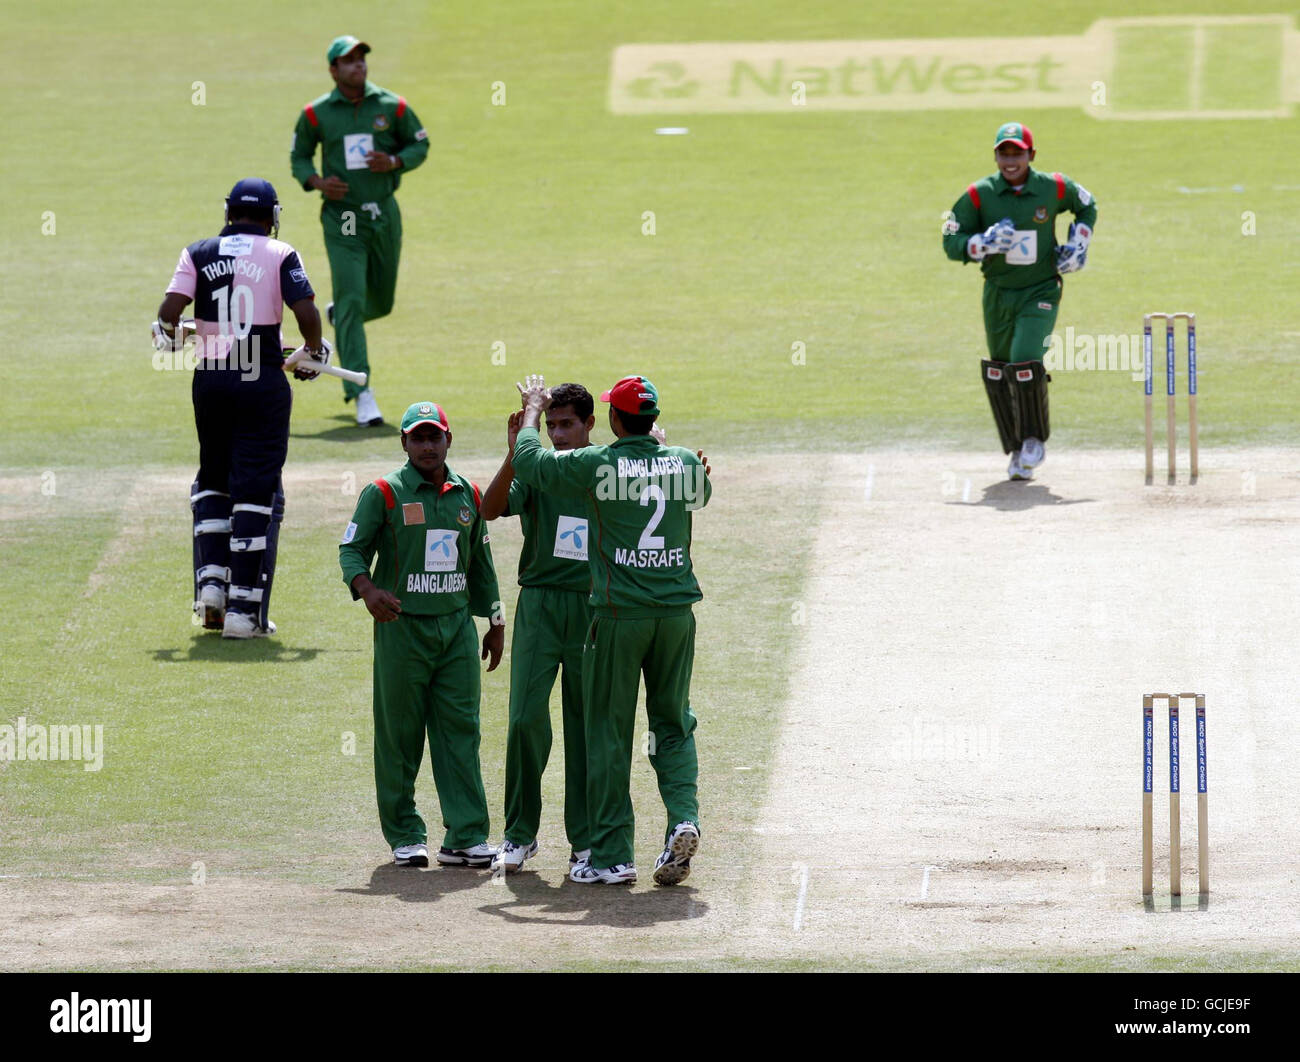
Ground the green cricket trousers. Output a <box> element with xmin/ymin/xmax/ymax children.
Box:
<box><xmin>503</xmin><ymin>586</ymin><xmax>590</xmax><ymax>850</ymax></box>
<box><xmin>372</xmin><ymin>608</ymin><xmax>490</xmax><ymax>850</ymax></box>
<box><xmin>583</xmin><ymin>609</ymin><xmax>700</xmax><ymax>868</ymax></box>
<box><xmin>982</xmin><ymin>275</ymin><xmax>1062</xmax><ymax>363</ymax></box>
<box><xmin>321</xmin><ymin>197</ymin><xmax>402</xmax><ymax>401</ymax></box>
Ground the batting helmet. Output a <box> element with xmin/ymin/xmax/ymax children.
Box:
<box><xmin>225</xmin><ymin>177</ymin><xmax>281</xmax><ymax>238</ymax></box>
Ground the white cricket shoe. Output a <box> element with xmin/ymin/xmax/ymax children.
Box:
<box><xmin>355</xmin><ymin>388</ymin><xmax>384</xmax><ymax>427</ymax></box>
<box><xmin>1019</xmin><ymin>436</ymin><xmax>1045</xmax><ymax>469</ymax></box>
<box><xmin>393</xmin><ymin>843</ymin><xmax>429</xmax><ymax>867</ymax></box>
<box><xmin>1007</xmin><ymin>451</ymin><xmax>1033</xmax><ymax>481</ymax></box>
<box><xmin>437</xmin><ymin>842</ymin><xmax>496</xmax><ymax>867</ymax></box>
<box><xmin>221</xmin><ymin>611</ymin><xmax>277</xmax><ymax>639</ymax></box>
<box><xmin>196</xmin><ymin>584</ymin><xmax>226</xmax><ymax>630</ymax></box>
<box><xmin>569</xmin><ymin>848</ymin><xmax>591</xmax><ymax>870</ymax></box>
<box><xmin>490</xmin><ymin>839</ymin><xmax>539</xmax><ymax>874</ymax></box>
<box><xmin>569</xmin><ymin>861</ymin><xmax>637</xmax><ymax>885</ymax></box>
<box><xmin>653</xmin><ymin>821</ymin><xmax>700</xmax><ymax>886</ymax></box>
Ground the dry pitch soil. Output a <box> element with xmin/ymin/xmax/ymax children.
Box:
<box><xmin>2</xmin><ymin>448</ymin><xmax>1297</xmax><ymax>970</ymax></box>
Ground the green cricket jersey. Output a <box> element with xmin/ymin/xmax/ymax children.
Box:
<box><xmin>943</xmin><ymin>167</ymin><xmax>1098</xmax><ymax>289</ymax></box>
<box><xmin>511</xmin><ymin>428</ymin><xmax>710</xmax><ymax>618</ymax></box>
<box><xmin>339</xmin><ymin>460</ymin><xmax>501</xmax><ymax>618</ymax></box>
<box><xmin>503</xmin><ymin>479</ymin><xmax>591</xmax><ymax>594</ymax></box>
<box><xmin>291</xmin><ymin>82</ymin><xmax>429</xmax><ymax>209</ymax></box>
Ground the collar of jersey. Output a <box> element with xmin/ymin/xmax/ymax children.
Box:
<box><xmin>219</xmin><ymin>223</ymin><xmax>266</xmax><ymax>237</ymax></box>
<box><xmin>610</xmin><ymin>434</ymin><xmax>663</xmax><ymax>449</ymax></box>
<box><xmin>398</xmin><ymin>459</ymin><xmax>464</xmax><ymax>495</ymax></box>
<box><xmin>993</xmin><ymin>167</ymin><xmax>1038</xmax><ymax>195</ymax></box>
<box><xmin>327</xmin><ymin>81</ymin><xmax>381</xmax><ymax>105</ymax></box>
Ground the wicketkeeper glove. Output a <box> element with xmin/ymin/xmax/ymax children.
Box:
<box><xmin>967</xmin><ymin>217</ymin><xmax>1016</xmax><ymax>260</ymax></box>
<box><xmin>1055</xmin><ymin>222</ymin><xmax>1092</xmax><ymax>274</ymax></box>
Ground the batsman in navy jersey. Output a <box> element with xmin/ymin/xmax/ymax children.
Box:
<box><xmin>154</xmin><ymin>177</ymin><xmax>323</xmax><ymax>638</ymax></box>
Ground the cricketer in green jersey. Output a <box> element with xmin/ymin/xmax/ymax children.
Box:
<box><xmin>479</xmin><ymin>383</ymin><xmax>598</xmax><ymax>876</ymax></box>
<box><xmin>339</xmin><ymin>401</ymin><xmax>504</xmax><ymax>869</ymax></box>
<box><xmin>513</xmin><ymin>374</ymin><xmax>711</xmax><ymax>887</ymax></box>
<box><xmin>942</xmin><ymin>121</ymin><xmax>1098</xmax><ymax>481</ymax></box>
<box><xmin>291</xmin><ymin>36</ymin><xmax>430</xmax><ymax>427</ymax></box>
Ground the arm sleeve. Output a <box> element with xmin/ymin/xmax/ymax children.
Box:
<box><xmin>466</xmin><ymin>510</ymin><xmax>502</xmax><ymax>619</ymax></box>
<box><xmin>394</xmin><ymin>101</ymin><xmax>430</xmax><ymax>173</ymax></box>
<box><xmin>279</xmin><ymin>249</ymin><xmax>315</xmax><ymax>304</ymax></box>
<box><xmin>339</xmin><ymin>484</ymin><xmax>385</xmax><ymax>595</ymax></box>
<box><xmin>1065</xmin><ymin>176</ymin><xmax>1098</xmax><ymax>229</ymax></box>
<box><xmin>511</xmin><ymin>427</ymin><xmax>599</xmax><ymax>493</ymax></box>
<box><xmin>942</xmin><ymin>188</ymin><xmax>982</xmax><ymax>263</ymax></box>
<box><xmin>501</xmin><ymin>479</ymin><xmax>529</xmax><ymax>519</ymax></box>
<box><xmin>679</xmin><ymin>449</ymin><xmax>712</xmax><ymax>511</ymax></box>
<box><xmin>291</xmin><ymin>109</ymin><xmax>322</xmax><ymax>190</ymax></box>
<box><xmin>166</xmin><ymin>246</ymin><xmax>197</xmax><ymax>298</ymax></box>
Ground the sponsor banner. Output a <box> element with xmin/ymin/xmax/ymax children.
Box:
<box><xmin>609</xmin><ymin>15</ymin><xmax>1299</xmax><ymax>120</ymax></box>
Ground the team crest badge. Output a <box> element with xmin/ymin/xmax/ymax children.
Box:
<box><xmin>1034</xmin><ymin>206</ymin><xmax>1048</xmax><ymax>223</ymax></box>
<box><xmin>419</xmin><ymin>403</ymin><xmax>432</xmax><ymax>414</ymax></box>
<box><xmin>457</xmin><ymin>506</ymin><xmax>473</xmax><ymax>526</ymax></box>
<box><xmin>373</xmin><ymin>114</ymin><xmax>390</xmax><ymax>131</ymax></box>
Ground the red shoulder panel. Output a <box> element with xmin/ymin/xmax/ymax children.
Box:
<box><xmin>396</xmin><ymin>96</ymin><xmax>407</xmax><ymax>118</ymax></box>
<box><xmin>304</xmin><ymin>103</ymin><xmax>319</xmax><ymax>127</ymax></box>
<box><xmin>373</xmin><ymin>478</ymin><xmax>396</xmax><ymax>509</ymax></box>
<box><xmin>967</xmin><ymin>183</ymin><xmax>981</xmax><ymax>210</ymax></box>
<box><xmin>1053</xmin><ymin>172</ymin><xmax>1066</xmax><ymax>200</ymax></box>
<box><xmin>471</xmin><ymin>482</ymin><xmax>481</xmax><ymax>509</ymax></box>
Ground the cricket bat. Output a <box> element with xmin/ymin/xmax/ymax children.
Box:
<box><xmin>282</xmin><ymin>346</ymin><xmax>368</xmax><ymax>386</ymax></box>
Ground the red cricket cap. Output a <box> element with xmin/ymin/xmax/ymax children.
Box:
<box><xmin>600</xmin><ymin>375</ymin><xmax>661</xmax><ymax>416</ymax></box>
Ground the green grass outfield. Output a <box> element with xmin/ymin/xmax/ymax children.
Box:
<box><xmin>2</xmin><ymin>0</ymin><xmax>1297</xmax><ymax>972</ymax></box>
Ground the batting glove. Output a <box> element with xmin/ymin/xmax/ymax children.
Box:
<box><xmin>151</xmin><ymin>318</ymin><xmax>195</xmax><ymax>352</ymax></box>
<box><xmin>286</xmin><ymin>338</ymin><xmax>333</xmax><ymax>380</ymax></box>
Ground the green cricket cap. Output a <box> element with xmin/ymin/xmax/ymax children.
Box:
<box><xmin>327</xmin><ymin>36</ymin><xmax>371</xmax><ymax>64</ymax></box>
<box><xmin>994</xmin><ymin>122</ymin><xmax>1034</xmax><ymax>151</ymax></box>
<box><xmin>400</xmin><ymin>401</ymin><xmax>450</xmax><ymax>434</ymax></box>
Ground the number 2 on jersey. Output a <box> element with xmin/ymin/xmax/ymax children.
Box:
<box><xmin>638</xmin><ymin>484</ymin><xmax>666</xmax><ymax>550</ymax></box>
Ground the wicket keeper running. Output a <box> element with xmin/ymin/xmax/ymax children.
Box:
<box><xmin>480</xmin><ymin>385</ymin><xmax>597</xmax><ymax>875</ymax></box>
<box><xmin>291</xmin><ymin>36</ymin><xmax>429</xmax><ymax>427</ymax></box>
<box><xmin>339</xmin><ymin>402</ymin><xmax>504</xmax><ymax>869</ymax></box>
<box><xmin>512</xmin><ymin>375</ymin><xmax>711</xmax><ymax>886</ymax></box>
<box><xmin>155</xmin><ymin>177</ymin><xmax>323</xmax><ymax>639</ymax></box>
<box><xmin>942</xmin><ymin>122</ymin><xmax>1098</xmax><ymax>480</ymax></box>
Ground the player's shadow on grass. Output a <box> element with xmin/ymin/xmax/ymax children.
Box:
<box><xmin>290</xmin><ymin>415</ymin><xmax>398</xmax><ymax>443</ymax></box>
<box><xmin>338</xmin><ymin>863</ymin><xmax>504</xmax><ymax>905</ymax></box>
<box><xmin>151</xmin><ymin>635</ymin><xmax>333</xmax><ymax>663</ymax></box>
<box><xmin>956</xmin><ymin>481</ymin><xmax>1094</xmax><ymax>512</ymax></box>
<box><xmin>476</xmin><ymin>871</ymin><xmax>707</xmax><ymax>929</ymax></box>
